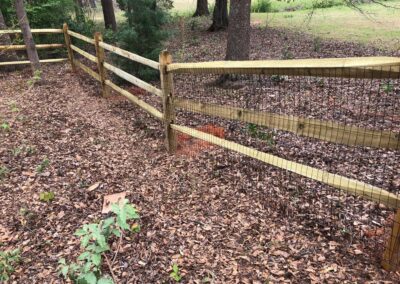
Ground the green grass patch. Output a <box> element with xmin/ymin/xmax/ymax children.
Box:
<box><xmin>252</xmin><ymin>1</ymin><xmax>400</xmax><ymax>50</ymax></box>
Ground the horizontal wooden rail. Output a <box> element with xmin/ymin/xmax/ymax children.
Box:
<box><xmin>70</xmin><ymin>44</ymin><xmax>98</xmax><ymax>63</ymax></box>
<box><xmin>99</xmin><ymin>41</ymin><xmax>159</xmax><ymax>70</ymax></box>
<box><xmin>174</xmin><ymin>98</ymin><xmax>400</xmax><ymax>150</ymax></box>
<box><xmin>105</xmin><ymin>80</ymin><xmax>163</xmax><ymax>120</ymax></box>
<box><xmin>103</xmin><ymin>62</ymin><xmax>162</xmax><ymax>97</ymax></box>
<box><xmin>0</xmin><ymin>43</ymin><xmax>64</xmax><ymax>51</ymax></box>
<box><xmin>171</xmin><ymin>124</ymin><xmax>400</xmax><ymax>209</ymax></box>
<box><xmin>168</xmin><ymin>57</ymin><xmax>400</xmax><ymax>79</ymax></box>
<box><xmin>75</xmin><ymin>60</ymin><xmax>101</xmax><ymax>81</ymax></box>
<box><xmin>67</xmin><ymin>30</ymin><xmax>95</xmax><ymax>45</ymax></box>
<box><xmin>0</xmin><ymin>28</ymin><xmax>63</xmax><ymax>34</ymax></box>
<box><xmin>0</xmin><ymin>58</ymin><xmax>67</xmax><ymax>66</ymax></box>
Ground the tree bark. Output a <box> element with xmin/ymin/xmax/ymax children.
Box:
<box><xmin>14</xmin><ymin>0</ymin><xmax>41</xmax><ymax>74</ymax></box>
<box><xmin>193</xmin><ymin>0</ymin><xmax>209</xmax><ymax>17</ymax></box>
<box><xmin>0</xmin><ymin>8</ymin><xmax>19</xmax><ymax>70</ymax></box>
<box><xmin>101</xmin><ymin>0</ymin><xmax>117</xmax><ymax>31</ymax></box>
<box><xmin>225</xmin><ymin>0</ymin><xmax>251</xmax><ymax>60</ymax></box>
<box><xmin>208</xmin><ymin>0</ymin><xmax>228</xmax><ymax>31</ymax></box>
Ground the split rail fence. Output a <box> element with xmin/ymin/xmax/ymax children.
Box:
<box><xmin>1</xmin><ymin>25</ymin><xmax>399</xmax><ymax>271</ymax></box>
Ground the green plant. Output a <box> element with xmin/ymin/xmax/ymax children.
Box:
<box><xmin>36</xmin><ymin>158</ymin><xmax>50</xmax><ymax>173</ymax></box>
<box><xmin>1</xmin><ymin>122</ymin><xmax>10</xmax><ymax>131</ymax></box>
<box><xmin>58</xmin><ymin>199</ymin><xmax>140</xmax><ymax>283</ymax></box>
<box><xmin>26</xmin><ymin>146</ymin><xmax>36</xmax><ymax>156</ymax></box>
<box><xmin>381</xmin><ymin>82</ymin><xmax>394</xmax><ymax>94</ymax></box>
<box><xmin>0</xmin><ymin>166</ymin><xmax>9</xmax><ymax>180</ymax></box>
<box><xmin>247</xmin><ymin>124</ymin><xmax>276</xmax><ymax>146</ymax></box>
<box><xmin>27</xmin><ymin>70</ymin><xmax>42</xmax><ymax>87</ymax></box>
<box><xmin>111</xmin><ymin>0</ymin><xmax>170</xmax><ymax>81</ymax></box>
<box><xmin>9</xmin><ymin>102</ymin><xmax>19</xmax><ymax>112</ymax></box>
<box><xmin>312</xmin><ymin>0</ymin><xmax>337</xmax><ymax>9</ymax></box>
<box><xmin>170</xmin><ymin>263</ymin><xmax>182</xmax><ymax>282</ymax></box>
<box><xmin>0</xmin><ymin>249</ymin><xmax>20</xmax><ymax>282</ymax></box>
<box><xmin>39</xmin><ymin>191</ymin><xmax>55</xmax><ymax>202</ymax></box>
<box><xmin>251</xmin><ymin>0</ymin><xmax>272</xmax><ymax>13</ymax></box>
<box><xmin>11</xmin><ymin>147</ymin><xmax>22</xmax><ymax>156</ymax></box>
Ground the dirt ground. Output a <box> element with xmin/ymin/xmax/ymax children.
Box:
<box><xmin>1</xmin><ymin>25</ymin><xmax>400</xmax><ymax>283</ymax></box>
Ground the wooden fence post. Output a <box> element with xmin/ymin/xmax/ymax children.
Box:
<box><xmin>159</xmin><ymin>50</ymin><xmax>177</xmax><ymax>153</ymax></box>
<box><xmin>94</xmin><ymin>32</ymin><xmax>109</xmax><ymax>97</ymax></box>
<box><xmin>382</xmin><ymin>209</ymin><xmax>400</xmax><ymax>271</ymax></box>
<box><xmin>62</xmin><ymin>23</ymin><xmax>75</xmax><ymax>71</ymax></box>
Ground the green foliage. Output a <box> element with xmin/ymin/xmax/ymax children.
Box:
<box><xmin>381</xmin><ymin>82</ymin><xmax>394</xmax><ymax>94</ymax></box>
<box><xmin>0</xmin><ymin>0</ymin><xmax>74</xmax><ymax>28</ymax></box>
<box><xmin>110</xmin><ymin>0</ymin><xmax>170</xmax><ymax>81</ymax></box>
<box><xmin>9</xmin><ymin>102</ymin><xmax>19</xmax><ymax>113</ymax></box>
<box><xmin>39</xmin><ymin>191</ymin><xmax>55</xmax><ymax>202</ymax></box>
<box><xmin>251</xmin><ymin>0</ymin><xmax>272</xmax><ymax>13</ymax></box>
<box><xmin>170</xmin><ymin>263</ymin><xmax>182</xmax><ymax>282</ymax></box>
<box><xmin>312</xmin><ymin>0</ymin><xmax>338</xmax><ymax>9</ymax></box>
<box><xmin>58</xmin><ymin>199</ymin><xmax>140</xmax><ymax>283</ymax></box>
<box><xmin>0</xmin><ymin>249</ymin><xmax>20</xmax><ymax>282</ymax></box>
<box><xmin>247</xmin><ymin>123</ymin><xmax>276</xmax><ymax>146</ymax></box>
<box><xmin>1</xmin><ymin>122</ymin><xmax>10</xmax><ymax>131</ymax></box>
<box><xmin>11</xmin><ymin>145</ymin><xmax>36</xmax><ymax>156</ymax></box>
<box><xmin>27</xmin><ymin>70</ymin><xmax>42</xmax><ymax>87</ymax></box>
<box><xmin>66</xmin><ymin>18</ymin><xmax>96</xmax><ymax>39</ymax></box>
<box><xmin>36</xmin><ymin>157</ymin><xmax>50</xmax><ymax>173</ymax></box>
<box><xmin>0</xmin><ymin>166</ymin><xmax>10</xmax><ymax>180</ymax></box>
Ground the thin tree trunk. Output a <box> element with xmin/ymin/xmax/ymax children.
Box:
<box><xmin>225</xmin><ymin>0</ymin><xmax>251</xmax><ymax>60</ymax></box>
<box><xmin>193</xmin><ymin>0</ymin><xmax>209</xmax><ymax>17</ymax></box>
<box><xmin>0</xmin><ymin>8</ymin><xmax>19</xmax><ymax>70</ymax></box>
<box><xmin>15</xmin><ymin>0</ymin><xmax>41</xmax><ymax>74</ymax></box>
<box><xmin>101</xmin><ymin>0</ymin><xmax>117</xmax><ymax>31</ymax></box>
<box><xmin>208</xmin><ymin>0</ymin><xmax>228</xmax><ymax>31</ymax></box>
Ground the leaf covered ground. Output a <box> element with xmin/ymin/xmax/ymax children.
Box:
<box><xmin>1</xmin><ymin>24</ymin><xmax>400</xmax><ymax>283</ymax></box>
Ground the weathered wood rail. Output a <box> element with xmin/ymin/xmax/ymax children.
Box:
<box><xmin>0</xmin><ymin>25</ymin><xmax>399</xmax><ymax>271</ymax></box>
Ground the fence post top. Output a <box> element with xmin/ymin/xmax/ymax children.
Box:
<box><xmin>94</xmin><ymin>32</ymin><xmax>103</xmax><ymax>41</ymax></box>
<box><xmin>159</xmin><ymin>50</ymin><xmax>172</xmax><ymax>65</ymax></box>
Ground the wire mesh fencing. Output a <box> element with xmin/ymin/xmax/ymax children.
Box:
<box><xmin>168</xmin><ymin>60</ymin><xmax>400</xmax><ymax>270</ymax></box>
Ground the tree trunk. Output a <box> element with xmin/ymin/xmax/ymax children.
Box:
<box><xmin>0</xmin><ymin>8</ymin><xmax>19</xmax><ymax>70</ymax></box>
<box><xmin>208</xmin><ymin>0</ymin><xmax>228</xmax><ymax>31</ymax></box>
<box><xmin>225</xmin><ymin>0</ymin><xmax>251</xmax><ymax>60</ymax></box>
<box><xmin>101</xmin><ymin>0</ymin><xmax>117</xmax><ymax>31</ymax></box>
<box><xmin>14</xmin><ymin>0</ymin><xmax>41</xmax><ymax>74</ymax></box>
<box><xmin>193</xmin><ymin>0</ymin><xmax>209</xmax><ymax>17</ymax></box>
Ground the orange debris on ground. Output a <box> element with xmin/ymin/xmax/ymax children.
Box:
<box><xmin>176</xmin><ymin>124</ymin><xmax>225</xmax><ymax>156</ymax></box>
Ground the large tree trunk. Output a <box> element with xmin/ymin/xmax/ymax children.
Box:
<box><xmin>193</xmin><ymin>0</ymin><xmax>209</xmax><ymax>17</ymax></box>
<box><xmin>208</xmin><ymin>0</ymin><xmax>228</xmax><ymax>31</ymax></box>
<box><xmin>101</xmin><ymin>0</ymin><xmax>117</xmax><ymax>31</ymax></box>
<box><xmin>225</xmin><ymin>0</ymin><xmax>251</xmax><ymax>60</ymax></box>
<box><xmin>15</xmin><ymin>0</ymin><xmax>41</xmax><ymax>74</ymax></box>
